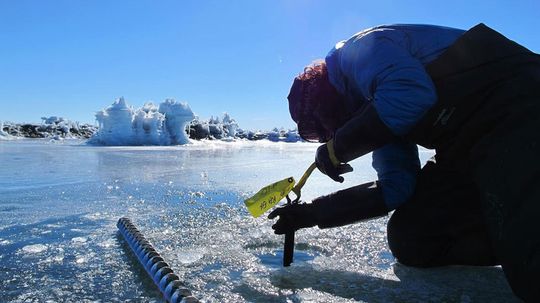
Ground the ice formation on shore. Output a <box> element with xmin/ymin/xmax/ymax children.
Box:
<box><xmin>188</xmin><ymin>113</ymin><xmax>239</xmax><ymax>140</ymax></box>
<box><xmin>0</xmin><ymin>118</ymin><xmax>96</xmax><ymax>140</ymax></box>
<box><xmin>2</xmin><ymin>98</ymin><xmax>305</xmax><ymax>143</ymax></box>
<box><xmin>0</xmin><ymin>120</ymin><xmax>11</xmax><ymax>140</ymax></box>
<box><xmin>89</xmin><ymin>97</ymin><xmax>194</xmax><ymax>146</ymax></box>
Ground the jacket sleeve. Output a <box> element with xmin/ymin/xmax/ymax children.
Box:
<box><xmin>343</xmin><ymin>31</ymin><xmax>438</xmax><ymax>136</ymax></box>
<box><xmin>332</xmin><ymin>31</ymin><xmax>437</xmax><ymax>163</ymax></box>
<box><xmin>372</xmin><ymin>142</ymin><xmax>420</xmax><ymax>210</ymax></box>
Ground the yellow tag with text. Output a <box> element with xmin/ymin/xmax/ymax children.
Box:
<box><xmin>244</xmin><ymin>177</ymin><xmax>295</xmax><ymax>218</ymax></box>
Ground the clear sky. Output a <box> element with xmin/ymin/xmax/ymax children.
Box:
<box><xmin>1</xmin><ymin>0</ymin><xmax>539</xmax><ymax>130</ymax></box>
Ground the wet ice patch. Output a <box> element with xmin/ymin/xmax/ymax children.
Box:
<box><xmin>175</xmin><ymin>249</ymin><xmax>205</xmax><ymax>265</ymax></box>
<box><xmin>45</xmin><ymin>223</ymin><xmax>64</xmax><ymax>229</ymax></box>
<box><xmin>82</xmin><ymin>213</ymin><xmax>102</xmax><ymax>221</ymax></box>
<box><xmin>76</xmin><ymin>256</ymin><xmax>87</xmax><ymax>264</ymax></box>
<box><xmin>21</xmin><ymin>244</ymin><xmax>48</xmax><ymax>254</ymax></box>
<box><xmin>294</xmin><ymin>288</ymin><xmax>356</xmax><ymax>303</ymax></box>
<box><xmin>0</xmin><ymin>238</ymin><xmax>12</xmax><ymax>245</ymax></box>
<box><xmin>189</xmin><ymin>191</ymin><xmax>205</xmax><ymax>198</ymax></box>
<box><xmin>71</xmin><ymin>237</ymin><xmax>87</xmax><ymax>243</ymax></box>
<box><xmin>258</xmin><ymin>249</ymin><xmax>317</xmax><ymax>268</ymax></box>
<box><xmin>97</xmin><ymin>238</ymin><xmax>116</xmax><ymax>249</ymax></box>
<box><xmin>40</xmin><ymin>254</ymin><xmax>65</xmax><ymax>264</ymax></box>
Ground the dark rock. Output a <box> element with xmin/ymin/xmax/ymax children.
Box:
<box><xmin>189</xmin><ymin>123</ymin><xmax>211</xmax><ymax>140</ymax></box>
<box><xmin>208</xmin><ymin>124</ymin><xmax>223</xmax><ymax>139</ymax></box>
<box><xmin>20</xmin><ymin>124</ymin><xmax>46</xmax><ymax>138</ymax></box>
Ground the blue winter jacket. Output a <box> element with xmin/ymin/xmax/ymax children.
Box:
<box><xmin>325</xmin><ymin>24</ymin><xmax>465</xmax><ymax>210</ymax></box>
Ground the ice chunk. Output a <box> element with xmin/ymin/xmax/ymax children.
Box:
<box><xmin>92</xmin><ymin>97</ymin><xmax>136</xmax><ymax>145</ymax></box>
<box><xmin>0</xmin><ymin>239</ymin><xmax>12</xmax><ymax>245</ymax></box>
<box><xmin>158</xmin><ymin>98</ymin><xmax>195</xmax><ymax>144</ymax></box>
<box><xmin>21</xmin><ymin>244</ymin><xmax>48</xmax><ymax>254</ymax></box>
<box><xmin>89</xmin><ymin>97</ymin><xmax>194</xmax><ymax>146</ymax></box>
<box><xmin>221</xmin><ymin>113</ymin><xmax>239</xmax><ymax>138</ymax></box>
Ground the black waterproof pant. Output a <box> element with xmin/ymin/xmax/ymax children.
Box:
<box><xmin>388</xmin><ymin>24</ymin><xmax>540</xmax><ymax>302</ymax></box>
<box><xmin>388</xmin><ymin>118</ymin><xmax>540</xmax><ymax>302</ymax></box>
<box><xmin>387</xmin><ymin>159</ymin><xmax>497</xmax><ymax>268</ymax></box>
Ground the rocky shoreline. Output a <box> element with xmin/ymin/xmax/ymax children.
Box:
<box><xmin>1</xmin><ymin>117</ymin><xmax>302</xmax><ymax>143</ymax></box>
<box><xmin>1</xmin><ymin>119</ymin><xmax>97</xmax><ymax>139</ymax></box>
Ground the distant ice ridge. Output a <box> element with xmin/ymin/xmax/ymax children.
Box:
<box><xmin>2</xmin><ymin>97</ymin><xmax>305</xmax><ymax>143</ymax></box>
<box><xmin>39</xmin><ymin>116</ymin><xmax>95</xmax><ymax>139</ymax></box>
<box><xmin>1</xmin><ymin>117</ymin><xmax>96</xmax><ymax>140</ymax></box>
<box><xmin>89</xmin><ymin>97</ymin><xmax>194</xmax><ymax>146</ymax></box>
<box><xmin>267</xmin><ymin>127</ymin><xmax>302</xmax><ymax>142</ymax></box>
<box><xmin>188</xmin><ymin>113</ymin><xmax>239</xmax><ymax>140</ymax></box>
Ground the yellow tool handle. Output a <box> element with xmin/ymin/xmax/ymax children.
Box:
<box><xmin>291</xmin><ymin>162</ymin><xmax>316</xmax><ymax>200</ymax></box>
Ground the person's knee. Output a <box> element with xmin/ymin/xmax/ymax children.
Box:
<box><xmin>387</xmin><ymin>212</ymin><xmax>437</xmax><ymax>268</ymax></box>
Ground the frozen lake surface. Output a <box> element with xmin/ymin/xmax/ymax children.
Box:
<box><xmin>0</xmin><ymin>140</ymin><xmax>519</xmax><ymax>302</ymax></box>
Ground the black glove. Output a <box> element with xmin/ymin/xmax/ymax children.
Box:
<box><xmin>267</xmin><ymin>203</ymin><xmax>317</xmax><ymax>235</ymax></box>
<box><xmin>316</xmin><ymin>139</ymin><xmax>353</xmax><ymax>183</ymax></box>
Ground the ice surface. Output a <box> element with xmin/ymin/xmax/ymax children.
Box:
<box><xmin>71</xmin><ymin>237</ymin><xmax>87</xmax><ymax>243</ymax></box>
<box><xmin>0</xmin><ymin>140</ymin><xmax>520</xmax><ymax>302</ymax></box>
<box><xmin>90</xmin><ymin>97</ymin><xmax>194</xmax><ymax>146</ymax></box>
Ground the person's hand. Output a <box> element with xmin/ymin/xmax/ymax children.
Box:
<box><xmin>267</xmin><ymin>203</ymin><xmax>317</xmax><ymax>235</ymax></box>
<box><xmin>316</xmin><ymin>140</ymin><xmax>353</xmax><ymax>183</ymax></box>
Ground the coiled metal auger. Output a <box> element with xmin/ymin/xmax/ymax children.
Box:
<box><xmin>117</xmin><ymin>217</ymin><xmax>199</xmax><ymax>303</ymax></box>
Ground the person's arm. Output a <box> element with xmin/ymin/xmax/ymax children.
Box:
<box><xmin>270</xmin><ymin>141</ymin><xmax>421</xmax><ymax>235</ymax></box>
<box><xmin>331</xmin><ymin>32</ymin><xmax>437</xmax><ymax>163</ymax></box>
<box><xmin>268</xmin><ymin>181</ymin><xmax>388</xmax><ymax>234</ymax></box>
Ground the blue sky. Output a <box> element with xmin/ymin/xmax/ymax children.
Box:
<box><xmin>1</xmin><ymin>0</ymin><xmax>539</xmax><ymax>130</ymax></box>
